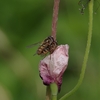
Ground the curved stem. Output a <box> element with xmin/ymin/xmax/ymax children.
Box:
<box><xmin>59</xmin><ymin>0</ymin><xmax>94</xmax><ymax>100</ymax></box>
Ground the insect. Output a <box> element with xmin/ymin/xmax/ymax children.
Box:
<box><xmin>27</xmin><ymin>36</ymin><xmax>58</xmax><ymax>56</ymax></box>
<box><xmin>78</xmin><ymin>0</ymin><xmax>90</xmax><ymax>14</ymax></box>
<box><xmin>78</xmin><ymin>0</ymin><xmax>100</xmax><ymax>14</ymax></box>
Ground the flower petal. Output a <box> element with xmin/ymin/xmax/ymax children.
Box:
<box><xmin>39</xmin><ymin>44</ymin><xmax>69</xmax><ymax>91</ymax></box>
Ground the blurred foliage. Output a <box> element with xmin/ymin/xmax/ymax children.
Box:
<box><xmin>0</xmin><ymin>0</ymin><xmax>100</xmax><ymax>100</ymax></box>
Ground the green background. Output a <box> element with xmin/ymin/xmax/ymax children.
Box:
<box><xmin>0</xmin><ymin>0</ymin><xmax>100</xmax><ymax>100</ymax></box>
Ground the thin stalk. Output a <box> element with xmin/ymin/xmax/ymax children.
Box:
<box><xmin>50</xmin><ymin>83</ymin><xmax>58</xmax><ymax>100</ymax></box>
<box><xmin>51</xmin><ymin>0</ymin><xmax>60</xmax><ymax>40</ymax></box>
<box><xmin>46</xmin><ymin>86</ymin><xmax>51</xmax><ymax>100</ymax></box>
<box><xmin>59</xmin><ymin>0</ymin><xmax>94</xmax><ymax>100</ymax></box>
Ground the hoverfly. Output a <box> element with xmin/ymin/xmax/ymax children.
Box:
<box><xmin>27</xmin><ymin>36</ymin><xmax>58</xmax><ymax>56</ymax></box>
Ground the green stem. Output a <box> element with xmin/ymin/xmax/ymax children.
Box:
<box><xmin>50</xmin><ymin>83</ymin><xmax>58</xmax><ymax>100</ymax></box>
<box><xmin>46</xmin><ymin>86</ymin><xmax>51</xmax><ymax>100</ymax></box>
<box><xmin>59</xmin><ymin>0</ymin><xmax>94</xmax><ymax>100</ymax></box>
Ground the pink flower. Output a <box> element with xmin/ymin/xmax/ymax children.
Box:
<box><xmin>39</xmin><ymin>44</ymin><xmax>69</xmax><ymax>92</ymax></box>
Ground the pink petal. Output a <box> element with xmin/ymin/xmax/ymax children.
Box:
<box><xmin>39</xmin><ymin>44</ymin><xmax>69</xmax><ymax>91</ymax></box>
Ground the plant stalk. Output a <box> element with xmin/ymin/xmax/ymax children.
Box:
<box><xmin>59</xmin><ymin>0</ymin><xmax>94</xmax><ymax>100</ymax></box>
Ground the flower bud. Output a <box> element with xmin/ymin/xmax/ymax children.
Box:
<box><xmin>39</xmin><ymin>44</ymin><xmax>69</xmax><ymax>92</ymax></box>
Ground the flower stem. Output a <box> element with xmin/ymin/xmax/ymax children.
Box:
<box><xmin>59</xmin><ymin>0</ymin><xmax>94</xmax><ymax>100</ymax></box>
<box><xmin>50</xmin><ymin>83</ymin><xmax>58</xmax><ymax>100</ymax></box>
<box><xmin>46</xmin><ymin>86</ymin><xmax>51</xmax><ymax>100</ymax></box>
<box><xmin>51</xmin><ymin>0</ymin><xmax>60</xmax><ymax>40</ymax></box>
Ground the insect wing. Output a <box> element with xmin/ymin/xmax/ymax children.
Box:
<box><xmin>27</xmin><ymin>42</ymin><xmax>41</xmax><ymax>48</ymax></box>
